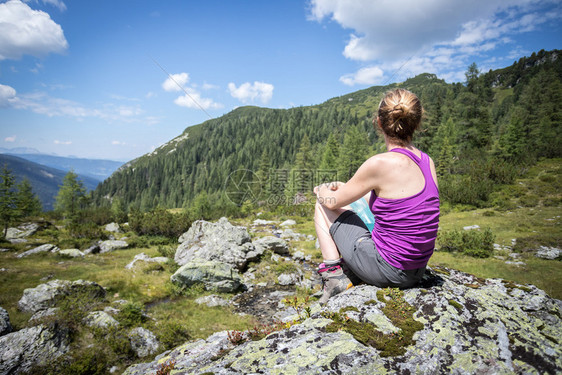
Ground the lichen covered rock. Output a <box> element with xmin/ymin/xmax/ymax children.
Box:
<box><xmin>123</xmin><ymin>267</ymin><xmax>562</xmax><ymax>374</ymax></box>
<box><xmin>0</xmin><ymin>324</ymin><xmax>70</xmax><ymax>374</ymax></box>
<box><xmin>18</xmin><ymin>279</ymin><xmax>107</xmax><ymax>314</ymax></box>
<box><xmin>171</xmin><ymin>260</ymin><xmax>243</xmax><ymax>293</ymax></box>
<box><xmin>175</xmin><ymin>217</ymin><xmax>261</xmax><ymax>270</ymax></box>
<box><xmin>0</xmin><ymin>306</ymin><xmax>12</xmax><ymax>336</ymax></box>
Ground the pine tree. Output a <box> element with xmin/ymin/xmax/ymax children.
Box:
<box><xmin>0</xmin><ymin>165</ymin><xmax>18</xmax><ymax>237</ymax></box>
<box><xmin>16</xmin><ymin>178</ymin><xmax>42</xmax><ymax>217</ymax></box>
<box><xmin>338</xmin><ymin>126</ymin><xmax>369</xmax><ymax>181</ymax></box>
<box><xmin>319</xmin><ymin>133</ymin><xmax>340</xmax><ymax>171</ymax></box>
<box><xmin>54</xmin><ymin>170</ymin><xmax>87</xmax><ymax>220</ymax></box>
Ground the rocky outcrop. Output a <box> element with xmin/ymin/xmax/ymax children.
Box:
<box><xmin>0</xmin><ymin>307</ymin><xmax>12</xmax><ymax>336</ymax></box>
<box><xmin>171</xmin><ymin>260</ymin><xmax>243</xmax><ymax>293</ymax></box>
<box><xmin>0</xmin><ymin>324</ymin><xmax>70</xmax><ymax>374</ymax></box>
<box><xmin>175</xmin><ymin>217</ymin><xmax>262</xmax><ymax>271</ymax></box>
<box><xmin>18</xmin><ymin>279</ymin><xmax>107</xmax><ymax>314</ymax></box>
<box><xmin>123</xmin><ymin>267</ymin><xmax>562</xmax><ymax>374</ymax></box>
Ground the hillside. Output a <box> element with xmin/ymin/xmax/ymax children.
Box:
<box><xmin>0</xmin><ymin>154</ymin><xmax>100</xmax><ymax>211</ymax></box>
<box><xmin>93</xmin><ymin>49</ymin><xmax>561</xmax><ymax>211</ymax></box>
<box><xmin>4</xmin><ymin>153</ymin><xmax>124</xmax><ymax>182</ymax></box>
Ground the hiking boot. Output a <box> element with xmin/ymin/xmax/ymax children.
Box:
<box><xmin>317</xmin><ymin>264</ymin><xmax>353</xmax><ymax>304</ymax></box>
<box><xmin>340</xmin><ymin>259</ymin><xmax>363</xmax><ymax>286</ymax></box>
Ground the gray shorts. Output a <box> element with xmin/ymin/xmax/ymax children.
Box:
<box><xmin>329</xmin><ymin>210</ymin><xmax>425</xmax><ymax>288</ymax></box>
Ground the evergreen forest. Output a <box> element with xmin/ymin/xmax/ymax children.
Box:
<box><xmin>92</xmin><ymin>49</ymin><xmax>562</xmax><ymax>215</ymax></box>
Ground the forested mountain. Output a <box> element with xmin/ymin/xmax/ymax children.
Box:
<box><xmin>93</xmin><ymin>49</ymin><xmax>561</xmax><ymax>212</ymax></box>
<box><xmin>0</xmin><ymin>154</ymin><xmax>100</xmax><ymax>211</ymax></box>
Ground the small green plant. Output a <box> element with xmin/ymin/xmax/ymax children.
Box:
<box><xmin>282</xmin><ymin>295</ymin><xmax>312</xmax><ymax>322</ymax></box>
<box><xmin>227</xmin><ymin>330</ymin><xmax>247</xmax><ymax>345</ymax></box>
<box><xmin>157</xmin><ymin>321</ymin><xmax>191</xmax><ymax>349</ymax></box>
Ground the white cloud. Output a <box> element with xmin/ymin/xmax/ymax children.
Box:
<box><xmin>309</xmin><ymin>0</ymin><xmax>562</xmax><ymax>84</ymax></box>
<box><xmin>112</xmin><ymin>140</ymin><xmax>126</xmax><ymax>146</ymax></box>
<box><xmin>162</xmin><ymin>73</ymin><xmax>189</xmax><ymax>92</ymax></box>
<box><xmin>54</xmin><ymin>139</ymin><xmax>71</xmax><ymax>145</ymax></box>
<box><xmin>24</xmin><ymin>0</ymin><xmax>66</xmax><ymax>12</ymax></box>
<box><xmin>228</xmin><ymin>81</ymin><xmax>274</xmax><ymax>104</ymax></box>
<box><xmin>161</xmin><ymin>73</ymin><xmax>222</xmax><ymax>110</ymax></box>
<box><xmin>340</xmin><ymin>66</ymin><xmax>384</xmax><ymax>86</ymax></box>
<box><xmin>5</xmin><ymin>135</ymin><xmax>16</xmax><ymax>142</ymax></box>
<box><xmin>174</xmin><ymin>88</ymin><xmax>223</xmax><ymax>110</ymax></box>
<box><xmin>0</xmin><ymin>84</ymin><xmax>16</xmax><ymax>107</ymax></box>
<box><xmin>0</xmin><ymin>0</ymin><xmax>68</xmax><ymax>60</ymax></box>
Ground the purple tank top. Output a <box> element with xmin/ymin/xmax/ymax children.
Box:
<box><xmin>368</xmin><ymin>148</ymin><xmax>440</xmax><ymax>270</ymax></box>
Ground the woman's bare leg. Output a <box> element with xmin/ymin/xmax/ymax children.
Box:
<box><xmin>314</xmin><ymin>201</ymin><xmax>348</xmax><ymax>261</ymax></box>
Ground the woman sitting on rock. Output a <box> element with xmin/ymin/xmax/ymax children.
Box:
<box><xmin>313</xmin><ymin>88</ymin><xmax>440</xmax><ymax>304</ymax></box>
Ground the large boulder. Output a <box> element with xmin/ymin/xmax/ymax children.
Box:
<box><xmin>124</xmin><ymin>267</ymin><xmax>562</xmax><ymax>374</ymax></box>
<box><xmin>0</xmin><ymin>306</ymin><xmax>12</xmax><ymax>336</ymax></box>
<box><xmin>175</xmin><ymin>217</ymin><xmax>262</xmax><ymax>270</ymax></box>
<box><xmin>0</xmin><ymin>324</ymin><xmax>70</xmax><ymax>374</ymax></box>
<box><xmin>99</xmin><ymin>239</ymin><xmax>128</xmax><ymax>253</ymax></box>
<box><xmin>18</xmin><ymin>279</ymin><xmax>107</xmax><ymax>314</ymax></box>
<box><xmin>171</xmin><ymin>260</ymin><xmax>243</xmax><ymax>293</ymax></box>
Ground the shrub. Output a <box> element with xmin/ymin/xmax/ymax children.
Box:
<box><xmin>116</xmin><ymin>302</ymin><xmax>146</xmax><ymax>327</ymax></box>
<box><xmin>129</xmin><ymin>207</ymin><xmax>192</xmax><ymax>238</ymax></box>
<box><xmin>437</xmin><ymin>227</ymin><xmax>495</xmax><ymax>258</ymax></box>
<box><xmin>157</xmin><ymin>322</ymin><xmax>191</xmax><ymax>349</ymax></box>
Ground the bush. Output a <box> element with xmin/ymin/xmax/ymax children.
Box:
<box><xmin>129</xmin><ymin>207</ymin><xmax>192</xmax><ymax>238</ymax></box>
<box><xmin>437</xmin><ymin>227</ymin><xmax>495</xmax><ymax>258</ymax></box>
<box><xmin>117</xmin><ymin>302</ymin><xmax>146</xmax><ymax>327</ymax></box>
<box><xmin>157</xmin><ymin>321</ymin><xmax>191</xmax><ymax>349</ymax></box>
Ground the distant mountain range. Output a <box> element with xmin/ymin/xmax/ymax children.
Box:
<box><xmin>0</xmin><ymin>154</ymin><xmax>103</xmax><ymax>211</ymax></box>
<box><xmin>0</xmin><ymin>150</ymin><xmax>124</xmax><ymax>181</ymax></box>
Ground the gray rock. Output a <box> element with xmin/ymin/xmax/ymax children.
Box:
<box><xmin>83</xmin><ymin>311</ymin><xmax>120</xmax><ymax>328</ymax></box>
<box><xmin>105</xmin><ymin>222</ymin><xmax>121</xmax><ymax>233</ymax></box>
<box><xmin>17</xmin><ymin>244</ymin><xmax>59</xmax><ymax>258</ymax></box>
<box><xmin>99</xmin><ymin>239</ymin><xmax>128</xmax><ymax>253</ymax></box>
<box><xmin>18</xmin><ymin>279</ymin><xmax>106</xmax><ymax>314</ymax></box>
<box><xmin>123</xmin><ymin>266</ymin><xmax>562</xmax><ymax>374</ymax></box>
<box><xmin>253</xmin><ymin>236</ymin><xmax>290</xmax><ymax>255</ymax></box>
<box><xmin>0</xmin><ymin>324</ymin><xmax>70</xmax><ymax>374</ymax></box>
<box><xmin>175</xmin><ymin>217</ymin><xmax>260</xmax><ymax>270</ymax></box>
<box><xmin>463</xmin><ymin>224</ymin><xmax>480</xmax><ymax>230</ymax></box>
<box><xmin>83</xmin><ymin>243</ymin><xmax>101</xmax><ymax>254</ymax></box>
<box><xmin>128</xmin><ymin>327</ymin><xmax>160</xmax><ymax>358</ymax></box>
<box><xmin>29</xmin><ymin>308</ymin><xmax>59</xmax><ymax>324</ymax></box>
<box><xmin>278</xmin><ymin>273</ymin><xmax>300</xmax><ymax>286</ymax></box>
<box><xmin>171</xmin><ymin>260</ymin><xmax>243</xmax><ymax>293</ymax></box>
<box><xmin>0</xmin><ymin>307</ymin><xmax>12</xmax><ymax>336</ymax></box>
<box><xmin>6</xmin><ymin>222</ymin><xmax>40</xmax><ymax>240</ymax></box>
<box><xmin>195</xmin><ymin>295</ymin><xmax>229</xmax><ymax>307</ymax></box>
<box><xmin>536</xmin><ymin>246</ymin><xmax>561</xmax><ymax>260</ymax></box>
<box><xmin>59</xmin><ymin>248</ymin><xmax>85</xmax><ymax>258</ymax></box>
<box><xmin>279</xmin><ymin>228</ymin><xmax>305</xmax><ymax>241</ymax></box>
<box><xmin>125</xmin><ymin>252</ymin><xmax>169</xmax><ymax>270</ymax></box>
<box><xmin>280</xmin><ymin>219</ymin><xmax>297</xmax><ymax>227</ymax></box>
<box><xmin>252</xmin><ymin>219</ymin><xmax>276</xmax><ymax>226</ymax></box>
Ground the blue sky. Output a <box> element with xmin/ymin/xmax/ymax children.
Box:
<box><xmin>0</xmin><ymin>0</ymin><xmax>560</xmax><ymax>161</ymax></box>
